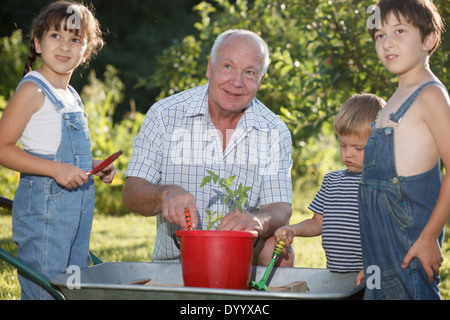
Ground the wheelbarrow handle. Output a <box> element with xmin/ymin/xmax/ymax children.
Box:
<box><xmin>0</xmin><ymin>247</ymin><xmax>65</xmax><ymax>300</ymax></box>
<box><xmin>0</xmin><ymin>195</ymin><xmax>102</xmax><ymax>299</ymax></box>
<box><xmin>0</xmin><ymin>196</ymin><xmax>13</xmax><ymax>211</ymax></box>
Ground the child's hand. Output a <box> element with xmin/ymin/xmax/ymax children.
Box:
<box><xmin>401</xmin><ymin>235</ymin><xmax>443</xmax><ymax>283</ymax></box>
<box><xmin>53</xmin><ymin>162</ymin><xmax>89</xmax><ymax>189</ymax></box>
<box><xmin>93</xmin><ymin>160</ymin><xmax>116</xmax><ymax>184</ymax></box>
<box><xmin>274</xmin><ymin>226</ymin><xmax>295</xmax><ymax>248</ymax></box>
<box><xmin>355</xmin><ymin>268</ymin><xmax>365</xmax><ymax>286</ymax></box>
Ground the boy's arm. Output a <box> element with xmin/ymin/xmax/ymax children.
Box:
<box><xmin>274</xmin><ymin>212</ymin><xmax>323</xmax><ymax>247</ymax></box>
<box><xmin>402</xmin><ymin>84</ymin><xmax>450</xmax><ymax>282</ymax></box>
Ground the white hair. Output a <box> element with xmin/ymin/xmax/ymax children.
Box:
<box><xmin>210</xmin><ymin>29</ymin><xmax>270</xmax><ymax>75</ymax></box>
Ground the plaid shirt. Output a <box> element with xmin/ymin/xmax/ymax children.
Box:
<box><xmin>126</xmin><ymin>84</ymin><xmax>292</xmax><ymax>262</ymax></box>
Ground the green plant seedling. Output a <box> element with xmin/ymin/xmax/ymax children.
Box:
<box><xmin>200</xmin><ymin>170</ymin><xmax>251</xmax><ymax>230</ymax></box>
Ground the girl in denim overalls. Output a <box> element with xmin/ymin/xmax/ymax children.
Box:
<box><xmin>0</xmin><ymin>1</ymin><xmax>114</xmax><ymax>299</ymax></box>
<box><xmin>358</xmin><ymin>0</ymin><xmax>450</xmax><ymax>299</ymax></box>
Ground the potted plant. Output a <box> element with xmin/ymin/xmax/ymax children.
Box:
<box><xmin>176</xmin><ymin>170</ymin><xmax>258</xmax><ymax>290</ymax></box>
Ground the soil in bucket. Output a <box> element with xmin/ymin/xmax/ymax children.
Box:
<box><xmin>176</xmin><ymin>230</ymin><xmax>258</xmax><ymax>290</ymax></box>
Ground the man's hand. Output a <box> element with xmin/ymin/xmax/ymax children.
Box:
<box><xmin>219</xmin><ymin>208</ymin><xmax>263</xmax><ymax>232</ymax></box>
<box><xmin>161</xmin><ymin>186</ymin><xmax>198</xmax><ymax>229</ymax></box>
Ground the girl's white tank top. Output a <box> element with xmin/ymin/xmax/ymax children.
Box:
<box><xmin>18</xmin><ymin>71</ymin><xmax>85</xmax><ymax>155</ymax></box>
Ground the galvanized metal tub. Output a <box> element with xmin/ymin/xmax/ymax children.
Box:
<box><xmin>50</xmin><ymin>262</ymin><xmax>364</xmax><ymax>300</ymax></box>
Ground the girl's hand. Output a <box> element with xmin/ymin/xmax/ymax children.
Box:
<box><xmin>52</xmin><ymin>162</ymin><xmax>89</xmax><ymax>189</ymax></box>
<box><xmin>92</xmin><ymin>160</ymin><xmax>116</xmax><ymax>184</ymax></box>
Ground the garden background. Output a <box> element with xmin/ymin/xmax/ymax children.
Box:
<box><xmin>0</xmin><ymin>0</ymin><xmax>449</xmax><ymax>299</ymax></box>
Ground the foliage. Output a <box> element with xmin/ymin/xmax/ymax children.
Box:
<box><xmin>0</xmin><ymin>0</ymin><xmax>202</xmax><ymax>120</ymax></box>
<box><xmin>0</xmin><ymin>33</ymin><xmax>24</xmax><ymax>202</ymax></box>
<box><xmin>0</xmin><ymin>29</ymin><xmax>28</xmax><ymax>104</ymax></box>
<box><xmin>200</xmin><ymin>170</ymin><xmax>251</xmax><ymax>230</ymax></box>
<box><xmin>80</xmin><ymin>65</ymin><xmax>145</xmax><ymax>215</ymax></box>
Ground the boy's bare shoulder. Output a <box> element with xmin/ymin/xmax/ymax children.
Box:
<box><xmin>416</xmin><ymin>83</ymin><xmax>450</xmax><ymax>117</ymax></box>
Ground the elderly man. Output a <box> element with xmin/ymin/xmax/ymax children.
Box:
<box><xmin>122</xmin><ymin>29</ymin><xmax>293</xmax><ymax>266</ymax></box>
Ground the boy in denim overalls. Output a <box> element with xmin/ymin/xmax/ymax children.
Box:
<box><xmin>358</xmin><ymin>0</ymin><xmax>449</xmax><ymax>299</ymax></box>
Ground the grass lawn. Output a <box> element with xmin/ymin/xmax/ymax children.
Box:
<box><xmin>1</xmin><ymin>210</ymin><xmax>449</xmax><ymax>300</ymax></box>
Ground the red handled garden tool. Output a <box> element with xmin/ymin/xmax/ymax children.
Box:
<box><xmin>86</xmin><ymin>150</ymin><xmax>123</xmax><ymax>176</ymax></box>
<box><xmin>250</xmin><ymin>231</ymin><xmax>286</xmax><ymax>291</ymax></box>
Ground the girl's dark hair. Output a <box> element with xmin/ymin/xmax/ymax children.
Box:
<box><xmin>24</xmin><ymin>0</ymin><xmax>104</xmax><ymax>76</ymax></box>
<box><xmin>368</xmin><ymin>0</ymin><xmax>444</xmax><ymax>56</ymax></box>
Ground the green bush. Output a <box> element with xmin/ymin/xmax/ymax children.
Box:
<box><xmin>81</xmin><ymin>66</ymin><xmax>145</xmax><ymax>215</ymax></box>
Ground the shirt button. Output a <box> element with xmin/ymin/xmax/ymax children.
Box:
<box><xmin>391</xmin><ymin>177</ymin><xmax>398</xmax><ymax>184</ymax></box>
<box><xmin>64</xmin><ymin>114</ymin><xmax>70</xmax><ymax>120</ymax></box>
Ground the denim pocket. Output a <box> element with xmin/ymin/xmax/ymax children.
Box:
<box><xmin>13</xmin><ymin>178</ymin><xmax>33</xmax><ymax>218</ymax></box>
<box><xmin>383</xmin><ymin>276</ymin><xmax>406</xmax><ymax>300</ymax></box>
<box><xmin>65</xmin><ymin>113</ymin><xmax>91</xmax><ymax>155</ymax></box>
<box><xmin>47</xmin><ymin>176</ymin><xmax>67</xmax><ymax>198</ymax></box>
<box><xmin>383</xmin><ymin>189</ymin><xmax>413</xmax><ymax>231</ymax></box>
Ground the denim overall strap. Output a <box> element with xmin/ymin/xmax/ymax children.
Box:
<box><xmin>12</xmin><ymin>75</ymin><xmax>95</xmax><ymax>300</ymax></box>
<box><xmin>389</xmin><ymin>81</ymin><xmax>446</xmax><ymax>124</ymax></box>
<box><xmin>18</xmin><ymin>75</ymin><xmax>65</xmax><ymax>111</ymax></box>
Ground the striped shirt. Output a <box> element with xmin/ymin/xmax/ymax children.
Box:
<box><xmin>127</xmin><ymin>83</ymin><xmax>292</xmax><ymax>262</ymax></box>
<box><xmin>308</xmin><ymin>170</ymin><xmax>363</xmax><ymax>272</ymax></box>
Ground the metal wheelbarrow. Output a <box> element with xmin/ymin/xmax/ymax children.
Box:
<box><xmin>50</xmin><ymin>262</ymin><xmax>364</xmax><ymax>300</ymax></box>
<box><xmin>1</xmin><ymin>196</ymin><xmax>365</xmax><ymax>300</ymax></box>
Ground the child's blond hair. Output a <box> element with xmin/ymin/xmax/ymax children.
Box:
<box><xmin>334</xmin><ymin>93</ymin><xmax>385</xmax><ymax>137</ymax></box>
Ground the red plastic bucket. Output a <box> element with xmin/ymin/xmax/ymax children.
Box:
<box><xmin>175</xmin><ymin>230</ymin><xmax>258</xmax><ymax>290</ymax></box>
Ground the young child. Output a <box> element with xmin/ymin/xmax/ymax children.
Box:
<box><xmin>274</xmin><ymin>93</ymin><xmax>384</xmax><ymax>273</ymax></box>
<box><xmin>358</xmin><ymin>0</ymin><xmax>449</xmax><ymax>299</ymax></box>
<box><xmin>0</xmin><ymin>1</ymin><xmax>113</xmax><ymax>299</ymax></box>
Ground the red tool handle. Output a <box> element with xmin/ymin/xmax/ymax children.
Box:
<box><xmin>87</xmin><ymin>150</ymin><xmax>123</xmax><ymax>176</ymax></box>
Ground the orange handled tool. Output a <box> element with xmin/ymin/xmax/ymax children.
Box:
<box><xmin>185</xmin><ymin>208</ymin><xmax>193</xmax><ymax>230</ymax></box>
